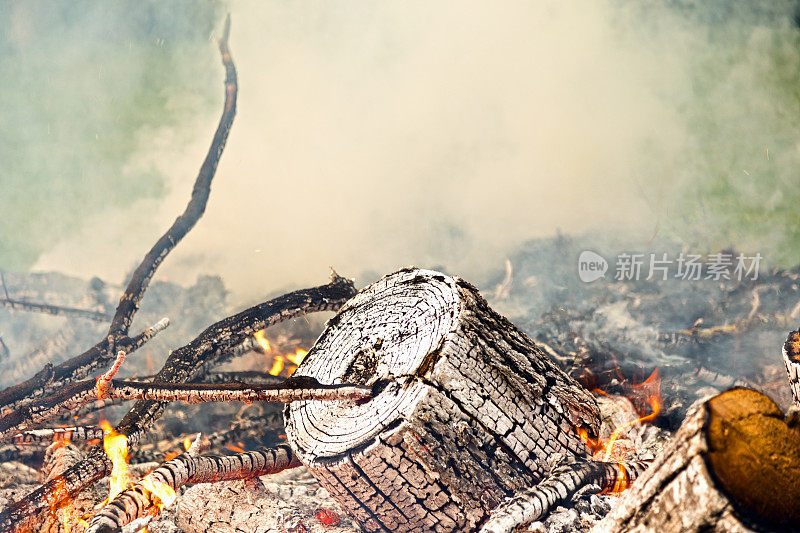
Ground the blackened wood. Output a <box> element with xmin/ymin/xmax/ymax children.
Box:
<box><xmin>0</xmin><ymin>13</ymin><xmax>236</xmax><ymax>413</ymax></box>
<box><xmin>0</xmin><ymin>298</ymin><xmax>112</xmax><ymax>322</ymax></box>
<box><xmin>286</xmin><ymin>268</ymin><xmax>600</xmax><ymax>532</ymax></box>
<box><xmin>0</xmin><ymin>276</ymin><xmax>356</xmax><ymax>532</ymax></box>
<box><xmin>480</xmin><ymin>460</ymin><xmax>649</xmax><ymax>533</ymax></box>
<box><xmin>87</xmin><ymin>442</ymin><xmax>300</xmax><ymax>533</ymax></box>
<box><xmin>593</xmin><ymin>388</ymin><xmax>800</xmax><ymax>533</ymax></box>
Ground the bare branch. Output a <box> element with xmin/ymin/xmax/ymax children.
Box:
<box><xmin>0</xmin><ymin>298</ymin><xmax>112</xmax><ymax>322</ymax></box>
<box><xmin>9</xmin><ymin>426</ymin><xmax>105</xmax><ymax>446</ymax></box>
<box><xmin>0</xmin><ymin>375</ymin><xmax>371</xmax><ymax>441</ymax></box>
<box><xmin>0</xmin><ymin>9</ymin><xmax>237</xmax><ymax>412</ymax></box>
<box><xmin>87</xmin><ymin>441</ymin><xmax>300</xmax><ymax>533</ymax></box>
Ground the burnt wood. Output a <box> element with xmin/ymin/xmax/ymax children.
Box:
<box><xmin>285</xmin><ymin>268</ymin><xmax>601</xmax><ymax>532</ymax></box>
<box><xmin>593</xmin><ymin>388</ymin><xmax>800</xmax><ymax>533</ymax></box>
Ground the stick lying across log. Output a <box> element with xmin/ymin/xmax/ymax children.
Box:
<box><xmin>0</xmin><ymin>376</ymin><xmax>372</xmax><ymax>442</ymax></box>
<box><xmin>593</xmin><ymin>388</ymin><xmax>800</xmax><ymax>532</ymax></box>
<box><xmin>285</xmin><ymin>268</ymin><xmax>602</xmax><ymax>532</ymax></box>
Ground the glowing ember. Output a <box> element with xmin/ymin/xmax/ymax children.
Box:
<box><xmin>96</xmin><ymin>350</ymin><xmax>126</xmax><ymax>399</ymax></box>
<box><xmin>315</xmin><ymin>507</ymin><xmax>341</xmax><ymax>527</ymax></box>
<box><xmin>254</xmin><ymin>329</ymin><xmax>272</xmax><ymax>352</ymax></box>
<box><xmin>225</xmin><ymin>442</ymin><xmax>247</xmax><ymax>453</ymax></box>
<box><xmin>100</xmin><ymin>419</ymin><xmax>131</xmax><ymax>499</ymax></box>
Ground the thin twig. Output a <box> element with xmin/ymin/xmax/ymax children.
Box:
<box><xmin>0</xmin><ymin>10</ymin><xmax>237</xmax><ymax>412</ymax></box>
<box><xmin>0</xmin><ymin>298</ymin><xmax>112</xmax><ymax>322</ymax></box>
<box><xmin>0</xmin><ymin>376</ymin><xmax>371</xmax><ymax>441</ymax></box>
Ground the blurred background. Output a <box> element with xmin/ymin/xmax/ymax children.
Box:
<box><xmin>1</xmin><ymin>0</ymin><xmax>799</xmax><ymax>303</ymax></box>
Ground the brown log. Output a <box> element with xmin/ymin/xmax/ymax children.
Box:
<box><xmin>592</xmin><ymin>388</ymin><xmax>800</xmax><ymax>533</ymax></box>
<box><xmin>285</xmin><ymin>268</ymin><xmax>600</xmax><ymax>532</ymax></box>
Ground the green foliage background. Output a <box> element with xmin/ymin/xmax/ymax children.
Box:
<box><xmin>0</xmin><ymin>1</ymin><xmax>220</xmax><ymax>269</ymax></box>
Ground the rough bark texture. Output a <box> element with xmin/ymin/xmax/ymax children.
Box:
<box><xmin>87</xmin><ymin>443</ymin><xmax>300</xmax><ymax>533</ymax></box>
<box><xmin>479</xmin><ymin>460</ymin><xmax>649</xmax><ymax>533</ymax></box>
<box><xmin>782</xmin><ymin>329</ymin><xmax>800</xmax><ymax>407</ymax></box>
<box><xmin>285</xmin><ymin>268</ymin><xmax>601</xmax><ymax>532</ymax></box>
<box><xmin>592</xmin><ymin>388</ymin><xmax>800</xmax><ymax>533</ymax></box>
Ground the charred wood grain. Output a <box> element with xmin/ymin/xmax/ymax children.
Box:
<box><xmin>286</xmin><ymin>268</ymin><xmax>601</xmax><ymax>532</ymax></box>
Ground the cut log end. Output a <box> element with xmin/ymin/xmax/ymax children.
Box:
<box><xmin>286</xmin><ymin>268</ymin><xmax>600</xmax><ymax>532</ymax></box>
<box><xmin>594</xmin><ymin>388</ymin><xmax>800</xmax><ymax>533</ymax></box>
<box><xmin>705</xmin><ymin>388</ymin><xmax>800</xmax><ymax>530</ymax></box>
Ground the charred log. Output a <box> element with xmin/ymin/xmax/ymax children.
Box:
<box><xmin>285</xmin><ymin>268</ymin><xmax>601</xmax><ymax>532</ymax></box>
<box><xmin>593</xmin><ymin>388</ymin><xmax>800</xmax><ymax>533</ymax></box>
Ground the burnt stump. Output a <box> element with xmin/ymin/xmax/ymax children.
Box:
<box><xmin>285</xmin><ymin>268</ymin><xmax>599</xmax><ymax>532</ymax></box>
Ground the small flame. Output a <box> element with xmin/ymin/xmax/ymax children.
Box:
<box><xmin>183</xmin><ymin>436</ymin><xmax>193</xmax><ymax>451</ymax></box>
<box><xmin>100</xmin><ymin>420</ymin><xmax>130</xmax><ymax>499</ymax></box>
<box><xmin>254</xmin><ymin>329</ymin><xmax>271</xmax><ymax>352</ymax></box>
<box><xmin>267</xmin><ymin>347</ymin><xmax>308</xmax><ymax>377</ymax></box>
<box><xmin>140</xmin><ymin>476</ymin><xmax>177</xmax><ymax>510</ymax></box>
<box><xmin>268</xmin><ymin>354</ymin><xmax>285</xmax><ymax>376</ymax></box>
<box><xmin>577</xmin><ymin>369</ymin><xmax>661</xmax><ymax>492</ymax></box>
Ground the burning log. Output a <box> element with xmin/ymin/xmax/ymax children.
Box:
<box><xmin>285</xmin><ymin>268</ymin><xmax>605</xmax><ymax>532</ymax></box>
<box><xmin>592</xmin><ymin>387</ymin><xmax>800</xmax><ymax>532</ymax></box>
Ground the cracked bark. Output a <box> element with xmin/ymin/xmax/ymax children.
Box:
<box><xmin>592</xmin><ymin>388</ymin><xmax>800</xmax><ymax>533</ymax></box>
<box><xmin>285</xmin><ymin>268</ymin><xmax>601</xmax><ymax>532</ymax></box>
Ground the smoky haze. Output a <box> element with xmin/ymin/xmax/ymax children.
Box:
<box><xmin>22</xmin><ymin>1</ymin><xmax>800</xmax><ymax>302</ymax></box>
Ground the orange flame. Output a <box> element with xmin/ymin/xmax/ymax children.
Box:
<box><xmin>183</xmin><ymin>436</ymin><xmax>193</xmax><ymax>451</ymax></box>
<box><xmin>225</xmin><ymin>442</ymin><xmax>246</xmax><ymax>453</ymax></box>
<box><xmin>140</xmin><ymin>476</ymin><xmax>177</xmax><ymax>510</ymax></box>
<box><xmin>577</xmin><ymin>369</ymin><xmax>661</xmax><ymax>492</ymax></box>
<box><xmin>267</xmin><ymin>347</ymin><xmax>308</xmax><ymax>377</ymax></box>
<box><xmin>254</xmin><ymin>329</ymin><xmax>271</xmax><ymax>352</ymax></box>
<box><xmin>100</xmin><ymin>420</ymin><xmax>130</xmax><ymax>500</ymax></box>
